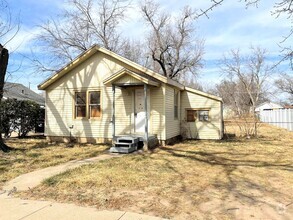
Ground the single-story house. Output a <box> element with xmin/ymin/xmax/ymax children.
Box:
<box><xmin>38</xmin><ymin>45</ymin><xmax>223</xmax><ymax>149</ymax></box>
<box><xmin>255</xmin><ymin>102</ymin><xmax>283</xmax><ymax>112</ymax></box>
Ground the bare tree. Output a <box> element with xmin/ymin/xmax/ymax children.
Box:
<box><xmin>216</xmin><ymin>80</ymin><xmax>249</xmax><ymax>116</ymax></box>
<box><xmin>33</xmin><ymin>0</ymin><xmax>130</xmax><ymax>73</ymax></box>
<box><xmin>275</xmin><ymin>74</ymin><xmax>293</xmax><ymax>102</ymax></box>
<box><xmin>140</xmin><ymin>0</ymin><xmax>204</xmax><ymax>80</ymax></box>
<box><xmin>180</xmin><ymin>75</ymin><xmax>204</xmax><ymax>91</ymax></box>
<box><xmin>220</xmin><ymin>46</ymin><xmax>274</xmax><ymax>137</ymax></box>
<box><xmin>119</xmin><ymin>39</ymin><xmax>148</xmax><ymax>66</ymax></box>
<box><xmin>0</xmin><ymin>0</ymin><xmax>19</xmax><ymax>152</ymax></box>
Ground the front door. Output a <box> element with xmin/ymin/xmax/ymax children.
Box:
<box><xmin>135</xmin><ymin>89</ymin><xmax>145</xmax><ymax>133</ymax></box>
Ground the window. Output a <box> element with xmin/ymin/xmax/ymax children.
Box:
<box><xmin>174</xmin><ymin>90</ymin><xmax>179</xmax><ymax>119</ymax></box>
<box><xmin>186</xmin><ymin>110</ymin><xmax>197</xmax><ymax>122</ymax></box>
<box><xmin>198</xmin><ymin>110</ymin><xmax>209</xmax><ymax>121</ymax></box>
<box><xmin>89</xmin><ymin>91</ymin><xmax>101</xmax><ymax>118</ymax></box>
<box><xmin>186</xmin><ymin>109</ymin><xmax>209</xmax><ymax>122</ymax></box>
<box><xmin>74</xmin><ymin>91</ymin><xmax>101</xmax><ymax>119</ymax></box>
<box><xmin>75</xmin><ymin>92</ymin><xmax>86</xmax><ymax>118</ymax></box>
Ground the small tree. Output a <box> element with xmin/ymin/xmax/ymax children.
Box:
<box><xmin>220</xmin><ymin>46</ymin><xmax>274</xmax><ymax>137</ymax></box>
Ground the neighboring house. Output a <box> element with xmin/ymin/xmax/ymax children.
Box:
<box><xmin>284</xmin><ymin>105</ymin><xmax>293</xmax><ymax>109</ymax></box>
<box><xmin>38</xmin><ymin>45</ymin><xmax>223</xmax><ymax>149</ymax></box>
<box><xmin>255</xmin><ymin>102</ymin><xmax>283</xmax><ymax>113</ymax></box>
<box><xmin>3</xmin><ymin>82</ymin><xmax>45</xmax><ymax>106</ymax></box>
<box><xmin>3</xmin><ymin>82</ymin><xmax>45</xmax><ymax>133</ymax></box>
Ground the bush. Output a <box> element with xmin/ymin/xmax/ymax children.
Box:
<box><xmin>0</xmin><ymin>99</ymin><xmax>43</xmax><ymax>138</ymax></box>
<box><xmin>0</xmin><ymin>99</ymin><xmax>18</xmax><ymax>137</ymax></box>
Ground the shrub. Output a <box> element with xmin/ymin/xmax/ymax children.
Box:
<box><xmin>0</xmin><ymin>99</ymin><xmax>43</xmax><ymax>138</ymax></box>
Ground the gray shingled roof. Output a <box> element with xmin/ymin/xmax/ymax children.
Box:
<box><xmin>3</xmin><ymin>82</ymin><xmax>45</xmax><ymax>106</ymax></box>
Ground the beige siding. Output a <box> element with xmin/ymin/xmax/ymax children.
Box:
<box><xmin>115</xmin><ymin>87</ymin><xmax>133</xmax><ymax>135</ymax></box>
<box><xmin>114</xmin><ymin>74</ymin><xmax>142</xmax><ymax>85</ymax></box>
<box><xmin>180</xmin><ymin>91</ymin><xmax>222</xmax><ymax>140</ymax></box>
<box><xmin>165</xmin><ymin>85</ymin><xmax>181</xmax><ymax>139</ymax></box>
<box><xmin>46</xmin><ymin>86</ymin><xmax>114</xmax><ymax>139</ymax></box>
<box><xmin>45</xmin><ymin>51</ymin><xmax>168</xmax><ymax>141</ymax></box>
<box><xmin>150</xmin><ymin>86</ymin><xmax>166</xmax><ymax>140</ymax></box>
<box><xmin>45</xmin><ymin>52</ymin><xmax>133</xmax><ymax>141</ymax></box>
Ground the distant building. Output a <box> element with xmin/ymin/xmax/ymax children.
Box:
<box><xmin>284</xmin><ymin>105</ymin><xmax>293</xmax><ymax>109</ymax></box>
<box><xmin>3</xmin><ymin>82</ymin><xmax>45</xmax><ymax>133</ymax></box>
<box><xmin>3</xmin><ymin>82</ymin><xmax>45</xmax><ymax>106</ymax></box>
<box><xmin>255</xmin><ymin>102</ymin><xmax>283</xmax><ymax>112</ymax></box>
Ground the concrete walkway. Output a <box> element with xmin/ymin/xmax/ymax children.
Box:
<box><xmin>1</xmin><ymin>153</ymin><xmax>166</xmax><ymax>220</ymax></box>
<box><xmin>3</xmin><ymin>153</ymin><xmax>123</xmax><ymax>192</ymax></box>
<box><xmin>0</xmin><ymin>193</ymin><xmax>166</xmax><ymax>220</ymax></box>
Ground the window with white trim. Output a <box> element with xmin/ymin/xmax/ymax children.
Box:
<box><xmin>186</xmin><ymin>109</ymin><xmax>209</xmax><ymax>122</ymax></box>
<box><xmin>74</xmin><ymin>91</ymin><xmax>101</xmax><ymax>119</ymax></box>
<box><xmin>198</xmin><ymin>110</ymin><xmax>209</xmax><ymax>121</ymax></box>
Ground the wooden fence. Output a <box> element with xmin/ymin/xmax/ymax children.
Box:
<box><xmin>259</xmin><ymin>109</ymin><xmax>293</xmax><ymax>131</ymax></box>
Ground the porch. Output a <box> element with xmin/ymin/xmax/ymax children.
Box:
<box><xmin>103</xmin><ymin>68</ymin><xmax>161</xmax><ymax>152</ymax></box>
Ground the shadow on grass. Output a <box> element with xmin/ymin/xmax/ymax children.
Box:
<box><xmin>160</xmin><ymin>147</ymin><xmax>293</xmax><ymax>171</ymax></box>
<box><xmin>157</xmin><ymin>145</ymin><xmax>293</xmax><ymax>216</ymax></box>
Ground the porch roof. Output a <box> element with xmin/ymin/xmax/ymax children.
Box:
<box><xmin>103</xmin><ymin>68</ymin><xmax>160</xmax><ymax>87</ymax></box>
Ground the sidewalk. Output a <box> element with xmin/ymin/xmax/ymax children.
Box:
<box><xmin>0</xmin><ymin>193</ymin><xmax>166</xmax><ymax>220</ymax></box>
<box><xmin>3</xmin><ymin>153</ymin><xmax>123</xmax><ymax>192</ymax></box>
<box><xmin>1</xmin><ymin>152</ymin><xmax>167</xmax><ymax>220</ymax></box>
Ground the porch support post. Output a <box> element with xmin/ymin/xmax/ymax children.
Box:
<box><xmin>112</xmin><ymin>84</ymin><xmax>115</xmax><ymax>140</ymax></box>
<box><xmin>144</xmin><ymin>84</ymin><xmax>148</xmax><ymax>149</ymax></box>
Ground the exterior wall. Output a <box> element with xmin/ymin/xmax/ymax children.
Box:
<box><xmin>45</xmin><ymin>51</ymin><xmax>167</xmax><ymax>142</ymax></box>
<box><xmin>44</xmin><ymin>50</ymin><xmax>222</xmax><ymax>142</ymax></box>
<box><xmin>150</xmin><ymin>85</ymin><xmax>166</xmax><ymax>140</ymax></box>
<box><xmin>114</xmin><ymin>74</ymin><xmax>142</xmax><ymax>85</ymax></box>
<box><xmin>45</xmin><ymin>52</ymin><xmax>133</xmax><ymax>141</ymax></box>
<box><xmin>45</xmin><ymin>85</ymin><xmax>115</xmax><ymax>140</ymax></box>
<box><xmin>47</xmin><ymin>136</ymin><xmax>112</xmax><ymax>144</ymax></box>
<box><xmin>165</xmin><ymin>85</ymin><xmax>181</xmax><ymax>139</ymax></box>
<box><xmin>181</xmin><ymin>90</ymin><xmax>223</xmax><ymax>140</ymax></box>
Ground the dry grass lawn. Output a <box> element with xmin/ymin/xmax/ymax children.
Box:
<box><xmin>0</xmin><ymin>138</ymin><xmax>109</xmax><ymax>188</ymax></box>
<box><xmin>20</xmin><ymin>124</ymin><xmax>293</xmax><ymax>219</ymax></box>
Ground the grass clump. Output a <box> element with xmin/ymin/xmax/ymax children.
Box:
<box><xmin>0</xmin><ymin>138</ymin><xmax>109</xmax><ymax>188</ymax></box>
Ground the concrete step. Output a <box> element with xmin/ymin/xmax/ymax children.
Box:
<box><xmin>116</xmin><ymin>136</ymin><xmax>139</xmax><ymax>144</ymax></box>
<box><xmin>109</xmin><ymin>146</ymin><xmax>136</xmax><ymax>154</ymax></box>
<box><xmin>114</xmin><ymin>142</ymin><xmax>137</xmax><ymax>149</ymax></box>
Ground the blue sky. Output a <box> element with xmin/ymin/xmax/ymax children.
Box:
<box><xmin>3</xmin><ymin>0</ymin><xmax>292</xmax><ymax>99</ymax></box>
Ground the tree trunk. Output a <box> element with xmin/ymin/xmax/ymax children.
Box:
<box><xmin>0</xmin><ymin>44</ymin><xmax>12</xmax><ymax>152</ymax></box>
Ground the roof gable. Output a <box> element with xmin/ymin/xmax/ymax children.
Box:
<box><xmin>38</xmin><ymin>45</ymin><xmax>184</xmax><ymax>90</ymax></box>
<box><xmin>104</xmin><ymin>68</ymin><xmax>160</xmax><ymax>87</ymax></box>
